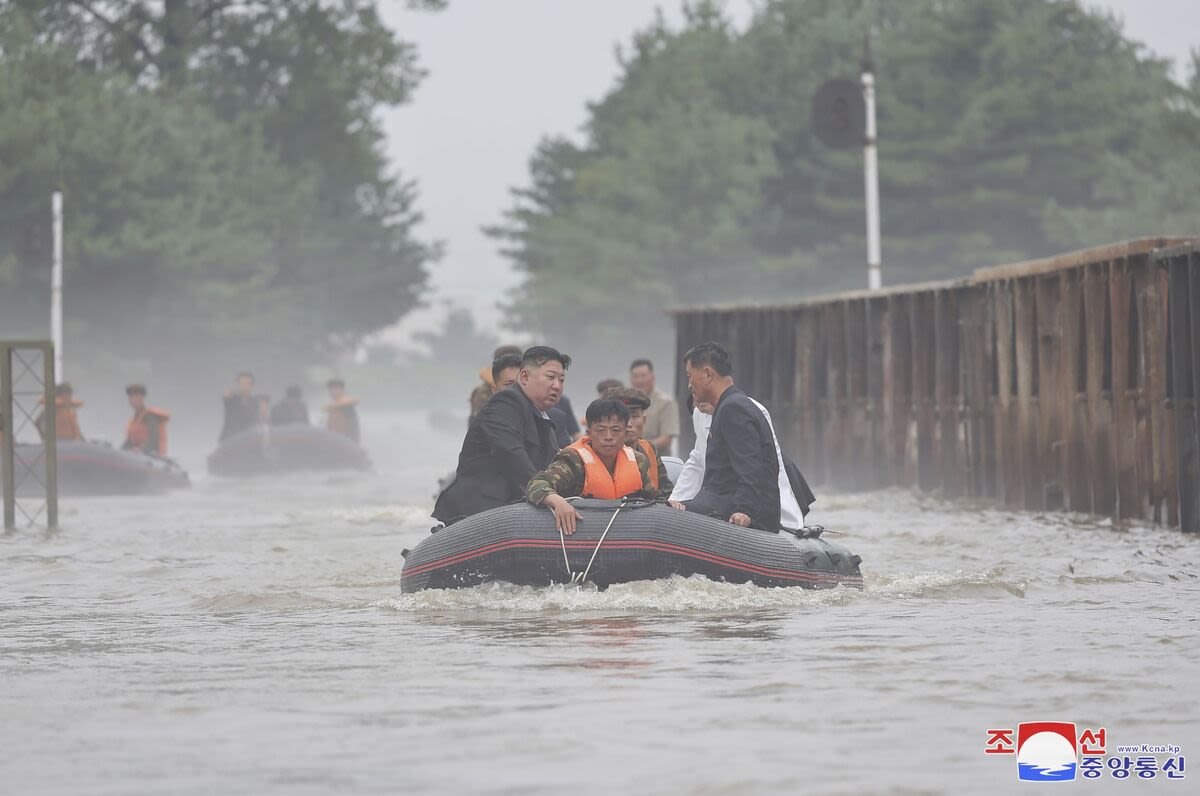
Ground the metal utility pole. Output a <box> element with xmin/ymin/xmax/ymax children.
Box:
<box><xmin>51</xmin><ymin>190</ymin><xmax>64</xmax><ymax>381</ymax></box>
<box><xmin>862</xmin><ymin>39</ymin><xmax>882</xmax><ymax>290</ymax></box>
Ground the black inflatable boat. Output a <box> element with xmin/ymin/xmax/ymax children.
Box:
<box><xmin>6</xmin><ymin>440</ymin><xmax>190</xmax><ymax>496</ymax></box>
<box><xmin>401</xmin><ymin>498</ymin><xmax>863</xmax><ymax>592</ymax></box>
<box><xmin>207</xmin><ymin>424</ymin><xmax>370</xmax><ymax>477</ymax></box>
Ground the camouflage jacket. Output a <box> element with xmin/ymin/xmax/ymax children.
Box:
<box><xmin>633</xmin><ymin>438</ymin><xmax>674</xmax><ymax>495</ymax></box>
<box><xmin>527</xmin><ymin>446</ymin><xmax>656</xmax><ymax>505</ymax></box>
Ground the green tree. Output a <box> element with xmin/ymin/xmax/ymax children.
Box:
<box><xmin>494</xmin><ymin>0</ymin><xmax>1198</xmax><ymax>370</ymax></box>
<box><xmin>0</xmin><ymin>1</ymin><xmax>440</xmax><ymax>385</ymax></box>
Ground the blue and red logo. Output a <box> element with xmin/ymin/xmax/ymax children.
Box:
<box><xmin>1016</xmin><ymin>722</ymin><xmax>1078</xmax><ymax>781</ymax></box>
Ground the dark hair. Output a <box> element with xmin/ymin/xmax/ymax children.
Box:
<box><xmin>491</xmin><ymin>353</ymin><xmax>523</xmax><ymax>384</ymax></box>
<box><xmin>493</xmin><ymin>344</ymin><xmax>523</xmax><ymax>360</ymax></box>
<box><xmin>522</xmin><ymin>345</ymin><xmax>571</xmax><ymax>371</ymax></box>
<box><xmin>603</xmin><ymin>386</ymin><xmax>650</xmax><ymax>410</ymax></box>
<box><xmin>236</xmin><ymin>371</ymin><xmax>254</xmax><ymax>382</ymax></box>
<box><xmin>55</xmin><ymin>382</ymin><xmax>73</xmax><ymax>396</ymax></box>
<box><xmin>585</xmin><ymin>398</ymin><xmax>630</xmax><ymax>426</ymax></box>
<box><xmin>596</xmin><ymin>377</ymin><xmax>623</xmax><ymax>394</ymax></box>
<box><xmin>125</xmin><ymin>383</ymin><xmax>147</xmax><ymax>396</ymax></box>
<box><xmin>683</xmin><ymin>342</ymin><xmax>732</xmax><ymax>377</ymax></box>
<box><xmin>285</xmin><ymin>385</ymin><xmax>303</xmax><ymax>399</ymax></box>
<box><xmin>326</xmin><ymin>378</ymin><xmax>345</xmax><ymax>389</ymax></box>
<box><xmin>630</xmin><ymin>358</ymin><xmax>654</xmax><ymax>372</ymax></box>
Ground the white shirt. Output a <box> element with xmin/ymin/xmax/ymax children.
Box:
<box><xmin>669</xmin><ymin>400</ymin><xmax>805</xmax><ymax>530</ymax></box>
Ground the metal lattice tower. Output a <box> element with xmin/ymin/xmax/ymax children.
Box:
<box><xmin>1</xmin><ymin>341</ymin><xmax>58</xmax><ymax>530</ymax></box>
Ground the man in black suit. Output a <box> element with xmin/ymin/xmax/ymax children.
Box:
<box><xmin>433</xmin><ymin>346</ymin><xmax>571</xmax><ymax>524</ymax></box>
<box><xmin>667</xmin><ymin>342</ymin><xmax>781</xmax><ymax>531</ymax></box>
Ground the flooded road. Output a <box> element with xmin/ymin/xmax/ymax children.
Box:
<box><xmin>2</xmin><ymin>411</ymin><xmax>1198</xmax><ymax>794</ymax></box>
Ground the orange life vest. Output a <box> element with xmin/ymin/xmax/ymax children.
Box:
<box><xmin>569</xmin><ymin>437</ymin><xmax>643</xmax><ymax>499</ymax></box>
<box><xmin>633</xmin><ymin>438</ymin><xmax>660</xmax><ymax>491</ymax></box>
<box><xmin>38</xmin><ymin>396</ymin><xmax>84</xmax><ymax>440</ymax></box>
<box><xmin>325</xmin><ymin>396</ymin><xmax>359</xmax><ymax>438</ymax></box>
<box><xmin>126</xmin><ymin>407</ymin><xmax>170</xmax><ymax>456</ymax></box>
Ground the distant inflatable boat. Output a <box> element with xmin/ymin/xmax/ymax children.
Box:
<box><xmin>5</xmin><ymin>440</ymin><xmax>190</xmax><ymax>496</ymax></box>
<box><xmin>401</xmin><ymin>498</ymin><xmax>863</xmax><ymax>592</ymax></box>
<box><xmin>207</xmin><ymin>424</ymin><xmax>370</xmax><ymax>477</ymax></box>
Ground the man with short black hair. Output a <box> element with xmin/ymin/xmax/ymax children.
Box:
<box><xmin>123</xmin><ymin>384</ymin><xmax>170</xmax><ymax>456</ymax></box>
<box><xmin>470</xmin><ymin>344</ymin><xmax>524</xmax><ymax>417</ymax></box>
<box><xmin>667</xmin><ymin>342</ymin><xmax>781</xmax><ymax>531</ymax></box>
<box><xmin>220</xmin><ymin>371</ymin><xmax>257</xmax><ymax>441</ymax></box>
<box><xmin>491</xmin><ymin>353</ymin><xmax>523</xmax><ymax>394</ymax></box>
<box><xmin>629</xmin><ymin>358</ymin><xmax>678</xmax><ymax>456</ymax></box>
<box><xmin>527</xmin><ymin>398</ymin><xmax>655</xmax><ymax>535</ymax></box>
<box><xmin>434</xmin><ymin>346</ymin><xmax>571</xmax><ymax>524</ymax></box>
<box><xmin>271</xmin><ymin>385</ymin><xmax>310</xmax><ymax>426</ymax></box>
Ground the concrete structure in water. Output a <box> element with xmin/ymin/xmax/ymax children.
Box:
<box><xmin>670</xmin><ymin>238</ymin><xmax>1200</xmax><ymax>532</ymax></box>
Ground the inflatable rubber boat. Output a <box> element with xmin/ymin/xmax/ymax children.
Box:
<box><xmin>5</xmin><ymin>440</ymin><xmax>190</xmax><ymax>496</ymax></box>
<box><xmin>207</xmin><ymin>424</ymin><xmax>370</xmax><ymax>477</ymax></box>
<box><xmin>401</xmin><ymin>498</ymin><xmax>863</xmax><ymax>592</ymax></box>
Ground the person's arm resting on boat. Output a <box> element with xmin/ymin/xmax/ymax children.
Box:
<box><xmin>526</xmin><ymin>449</ymin><xmax>586</xmax><ymax>535</ymax></box>
<box><xmin>724</xmin><ymin>403</ymin><xmax>775</xmax><ymax>527</ymax></box>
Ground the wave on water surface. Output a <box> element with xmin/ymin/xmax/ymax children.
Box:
<box><xmin>382</xmin><ymin>568</ymin><xmax>1023</xmax><ymax>613</ymax></box>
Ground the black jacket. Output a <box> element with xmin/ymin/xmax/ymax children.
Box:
<box><xmin>684</xmin><ymin>385</ymin><xmax>781</xmax><ymax>531</ymax></box>
<box><xmin>270</xmin><ymin>398</ymin><xmax>310</xmax><ymax>426</ymax></box>
<box><xmin>220</xmin><ymin>394</ymin><xmax>258</xmax><ymax>441</ymax></box>
<box><xmin>433</xmin><ymin>385</ymin><xmax>559</xmax><ymax>524</ymax></box>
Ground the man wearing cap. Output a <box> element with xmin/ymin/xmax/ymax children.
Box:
<box><xmin>604</xmin><ymin>386</ymin><xmax>673</xmax><ymax>496</ymax></box>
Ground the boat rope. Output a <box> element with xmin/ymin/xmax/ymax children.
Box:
<box><xmin>558</xmin><ymin>516</ymin><xmax>575</xmax><ymax>582</ymax></box>
<box><xmin>577</xmin><ymin>505</ymin><xmax>622</xmax><ymax>586</ymax></box>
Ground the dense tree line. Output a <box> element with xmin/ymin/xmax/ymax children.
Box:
<box><xmin>493</xmin><ymin>0</ymin><xmax>1200</xmax><ymax>370</ymax></box>
<box><xmin>0</xmin><ymin>1</ymin><xmax>441</xmax><ymax>384</ymax></box>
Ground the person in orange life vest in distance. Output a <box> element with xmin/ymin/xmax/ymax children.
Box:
<box><xmin>122</xmin><ymin>384</ymin><xmax>170</xmax><ymax>456</ymax></box>
<box><xmin>433</xmin><ymin>346</ymin><xmax>570</xmax><ymax>524</ymax></box>
<box><xmin>667</xmin><ymin>342</ymin><xmax>781</xmax><ymax>531</ymax></box>
<box><xmin>527</xmin><ymin>398</ymin><xmax>657</xmax><ymax>535</ymax></box>
<box><xmin>324</xmin><ymin>378</ymin><xmax>360</xmax><ymax>444</ymax></box>
<box><xmin>36</xmin><ymin>383</ymin><xmax>84</xmax><ymax>441</ymax></box>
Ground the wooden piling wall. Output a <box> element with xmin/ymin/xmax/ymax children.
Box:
<box><xmin>670</xmin><ymin>238</ymin><xmax>1200</xmax><ymax>531</ymax></box>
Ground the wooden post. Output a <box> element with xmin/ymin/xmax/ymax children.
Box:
<box><xmin>911</xmin><ymin>292</ymin><xmax>937</xmax><ymax>490</ymax></box>
<box><xmin>886</xmin><ymin>294</ymin><xmax>913</xmax><ymax>487</ymax></box>
<box><xmin>1110</xmin><ymin>257</ymin><xmax>1141</xmax><ymax>519</ymax></box>
<box><xmin>1013</xmin><ymin>278</ymin><xmax>1040</xmax><ymax>509</ymax></box>
<box><xmin>935</xmin><ymin>289</ymin><xmax>962</xmax><ymax>497</ymax></box>
<box><xmin>1083</xmin><ymin>263</ymin><xmax>1116</xmax><ymax>517</ymax></box>
<box><xmin>1170</xmin><ymin>252</ymin><xmax>1199</xmax><ymax>531</ymax></box>
<box><xmin>1035</xmin><ymin>274</ymin><xmax>1064</xmax><ymax>509</ymax></box>
<box><xmin>993</xmin><ymin>281</ymin><xmax>1018</xmax><ymax>505</ymax></box>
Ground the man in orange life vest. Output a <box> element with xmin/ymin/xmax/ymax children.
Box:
<box><xmin>604</xmin><ymin>386</ymin><xmax>674</xmax><ymax>495</ymax></box>
<box><xmin>122</xmin><ymin>384</ymin><xmax>170</xmax><ymax>456</ymax></box>
<box><xmin>526</xmin><ymin>398</ymin><xmax>657</xmax><ymax>535</ymax></box>
<box><xmin>36</xmin><ymin>383</ymin><xmax>84</xmax><ymax>441</ymax></box>
<box><xmin>324</xmin><ymin>378</ymin><xmax>360</xmax><ymax>444</ymax></box>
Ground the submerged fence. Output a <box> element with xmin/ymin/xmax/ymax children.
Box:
<box><xmin>670</xmin><ymin>238</ymin><xmax>1200</xmax><ymax>532</ymax></box>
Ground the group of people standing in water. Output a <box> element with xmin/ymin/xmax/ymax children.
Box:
<box><xmin>27</xmin><ymin>372</ymin><xmax>362</xmax><ymax>458</ymax></box>
<box><xmin>434</xmin><ymin>342</ymin><xmax>814</xmax><ymax>536</ymax></box>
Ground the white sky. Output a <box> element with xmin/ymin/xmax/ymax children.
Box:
<box><xmin>377</xmin><ymin>0</ymin><xmax>1199</xmax><ymax>344</ymax></box>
